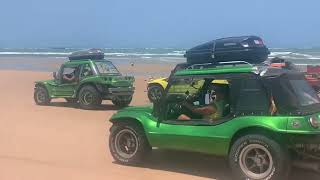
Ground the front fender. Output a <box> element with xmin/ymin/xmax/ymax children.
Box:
<box><xmin>229</xmin><ymin>116</ymin><xmax>288</xmax><ymax>139</ymax></box>
<box><xmin>110</xmin><ymin>107</ymin><xmax>158</xmax><ymax>141</ymax></box>
<box><xmin>35</xmin><ymin>80</ymin><xmax>56</xmax><ymax>97</ymax></box>
<box><xmin>111</xmin><ymin>110</ymin><xmax>157</xmax><ymax>128</ymax></box>
<box><xmin>147</xmin><ymin>78</ymin><xmax>168</xmax><ymax>89</ymax></box>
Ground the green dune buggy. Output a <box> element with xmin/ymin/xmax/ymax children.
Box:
<box><xmin>109</xmin><ymin>64</ymin><xmax>320</xmax><ymax>180</ymax></box>
<box><xmin>34</xmin><ymin>49</ymin><xmax>135</xmax><ymax>109</ymax></box>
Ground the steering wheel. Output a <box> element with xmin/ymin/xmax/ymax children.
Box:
<box><xmin>168</xmin><ymin>91</ymin><xmax>197</xmax><ymax>117</ymax></box>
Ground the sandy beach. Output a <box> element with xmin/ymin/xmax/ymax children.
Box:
<box><xmin>0</xmin><ymin>67</ymin><xmax>319</xmax><ymax>180</ymax></box>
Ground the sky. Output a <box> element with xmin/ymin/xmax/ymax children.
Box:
<box><xmin>0</xmin><ymin>0</ymin><xmax>320</xmax><ymax>48</ymax></box>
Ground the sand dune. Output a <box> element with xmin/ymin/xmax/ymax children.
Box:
<box><xmin>0</xmin><ymin>70</ymin><xmax>318</xmax><ymax>180</ymax></box>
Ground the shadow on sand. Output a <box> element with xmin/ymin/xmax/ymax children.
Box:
<box><xmin>49</xmin><ymin>102</ymin><xmax>121</xmax><ymax>111</ymax></box>
<box><xmin>115</xmin><ymin>149</ymin><xmax>320</xmax><ymax>180</ymax></box>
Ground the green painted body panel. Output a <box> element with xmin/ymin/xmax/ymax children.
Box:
<box><xmin>63</xmin><ymin>60</ymin><xmax>93</xmax><ymax>65</ymax></box>
<box><xmin>35</xmin><ymin>59</ymin><xmax>134</xmax><ymax>99</ymax></box>
<box><xmin>174</xmin><ymin>65</ymin><xmax>254</xmax><ymax>76</ymax></box>
<box><xmin>286</xmin><ymin>113</ymin><xmax>320</xmax><ymax>134</ymax></box>
<box><xmin>111</xmin><ymin>65</ymin><xmax>320</xmax><ymax>157</ymax></box>
<box><xmin>111</xmin><ymin>106</ymin><xmax>306</xmax><ymax>156</ymax></box>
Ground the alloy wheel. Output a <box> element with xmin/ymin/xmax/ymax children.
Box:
<box><xmin>81</xmin><ymin>91</ymin><xmax>94</xmax><ymax>105</ymax></box>
<box><xmin>239</xmin><ymin>144</ymin><xmax>273</xmax><ymax>179</ymax></box>
<box><xmin>114</xmin><ymin>129</ymin><xmax>139</xmax><ymax>159</ymax></box>
<box><xmin>36</xmin><ymin>90</ymin><xmax>46</xmax><ymax>103</ymax></box>
<box><xmin>150</xmin><ymin>87</ymin><xmax>162</xmax><ymax>101</ymax></box>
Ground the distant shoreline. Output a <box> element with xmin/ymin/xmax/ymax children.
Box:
<box><xmin>0</xmin><ymin>47</ymin><xmax>320</xmax><ymax>75</ymax></box>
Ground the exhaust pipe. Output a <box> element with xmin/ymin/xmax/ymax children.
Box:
<box><xmin>293</xmin><ymin>160</ymin><xmax>320</xmax><ymax>173</ymax></box>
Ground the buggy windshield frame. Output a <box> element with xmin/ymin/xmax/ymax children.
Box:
<box><xmin>94</xmin><ymin>61</ymin><xmax>120</xmax><ymax>75</ymax></box>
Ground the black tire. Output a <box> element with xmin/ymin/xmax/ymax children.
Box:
<box><xmin>112</xmin><ymin>96</ymin><xmax>132</xmax><ymax>108</ymax></box>
<box><xmin>109</xmin><ymin>121</ymin><xmax>151</xmax><ymax>165</ymax></box>
<box><xmin>78</xmin><ymin>85</ymin><xmax>102</xmax><ymax>110</ymax></box>
<box><xmin>65</xmin><ymin>98</ymin><xmax>78</xmax><ymax>104</ymax></box>
<box><xmin>147</xmin><ymin>84</ymin><xmax>164</xmax><ymax>103</ymax></box>
<box><xmin>229</xmin><ymin>134</ymin><xmax>290</xmax><ymax>180</ymax></box>
<box><xmin>34</xmin><ymin>86</ymin><xmax>51</xmax><ymax>105</ymax></box>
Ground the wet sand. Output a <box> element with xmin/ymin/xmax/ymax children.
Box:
<box><xmin>0</xmin><ymin>69</ymin><xmax>318</xmax><ymax>180</ymax></box>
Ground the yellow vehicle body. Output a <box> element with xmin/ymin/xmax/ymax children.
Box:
<box><xmin>148</xmin><ymin>77</ymin><xmax>228</xmax><ymax>90</ymax></box>
<box><xmin>147</xmin><ymin>77</ymin><xmax>228</xmax><ymax>102</ymax></box>
<box><xmin>147</xmin><ymin>77</ymin><xmax>168</xmax><ymax>89</ymax></box>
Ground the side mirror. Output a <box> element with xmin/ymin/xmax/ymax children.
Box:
<box><xmin>53</xmin><ymin>72</ymin><xmax>57</xmax><ymax>79</ymax></box>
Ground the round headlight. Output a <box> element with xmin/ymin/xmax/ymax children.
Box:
<box><xmin>309</xmin><ymin>116</ymin><xmax>319</xmax><ymax>128</ymax></box>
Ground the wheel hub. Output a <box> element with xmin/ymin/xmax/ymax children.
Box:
<box><xmin>81</xmin><ymin>91</ymin><xmax>93</xmax><ymax>105</ymax></box>
<box><xmin>114</xmin><ymin>129</ymin><xmax>138</xmax><ymax>159</ymax></box>
<box><xmin>254</xmin><ymin>156</ymin><xmax>263</xmax><ymax>166</ymax></box>
<box><xmin>239</xmin><ymin>144</ymin><xmax>273</xmax><ymax>179</ymax></box>
<box><xmin>150</xmin><ymin>88</ymin><xmax>162</xmax><ymax>100</ymax></box>
<box><xmin>37</xmin><ymin>90</ymin><xmax>46</xmax><ymax>102</ymax></box>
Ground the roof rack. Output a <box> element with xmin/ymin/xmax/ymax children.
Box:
<box><xmin>187</xmin><ymin>61</ymin><xmax>252</xmax><ymax>70</ymax></box>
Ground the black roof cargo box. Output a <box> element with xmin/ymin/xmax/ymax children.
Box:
<box><xmin>69</xmin><ymin>49</ymin><xmax>104</xmax><ymax>61</ymax></box>
<box><xmin>184</xmin><ymin>36</ymin><xmax>270</xmax><ymax>64</ymax></box>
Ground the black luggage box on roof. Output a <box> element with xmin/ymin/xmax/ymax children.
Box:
<box><xmin>184</xmin><ymin>36</ymin><xmax>270</xmax><ymax>64</ymax></box>
<box><xmin>69</xmin><ymin>49</ymin><xmax>104</xmax><ymax>61</ymax></box>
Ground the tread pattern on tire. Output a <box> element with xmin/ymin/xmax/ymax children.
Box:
<box><xmin>34</xmin><ymin>86</ymin><xmax>51</xmax><ymax>105</ymax></box>
<box><xmin>109</xmin><ymin>121</ymin><xmax>151</xmax><ymax>165</ymax></box>
<box><xmin>147</xmin><ymin>84</ymin><xmax>164</xmax><ymax>103</ymax></box>
<box><xmin>78</xmin><ymin>85</ymin><xmax>102</xmax><ymax>110</ymax></box>
<box><xmin>228</xmin><ymin>134</ymin><xmax>290</xmax><ymax>180</ymax></box>
<box><xmin>112</xmin><ymin>97</ymin><xmax>132</xmax><ymax>107</ymax></box>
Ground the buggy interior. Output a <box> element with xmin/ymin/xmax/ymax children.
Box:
<box><xmin>164</xmin><ymin>77</ymin><xmax>231</xmax><ymax>123</ymax></box>
<box><xmin>61</xmin><ymin>66</ymin><xmax>80</xmax><ymax>83</ymax></box>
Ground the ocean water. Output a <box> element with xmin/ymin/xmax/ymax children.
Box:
<box><xmin>0</xmin><ymin>48</ymin><xmax>186</xmax><ymax>64</ymax></box>
<box><xmin>0</xmin><ymin>48</ymin><xmax>320</xmax><ymax>73</ymax></box>
<box><xmin>0</xmin><ymin>48</ymin><xmax>320</xmax><ymax>64</ymax></box>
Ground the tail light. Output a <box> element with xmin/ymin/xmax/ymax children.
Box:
<box><xmin>309</xmin><ymin>116</ymin><xmax>319</xmax><ymax>128</ymax></box>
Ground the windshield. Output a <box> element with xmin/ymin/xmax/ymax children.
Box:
<box><xmin>290</xmin><ymin>80</ymin><xmax>320</xmax><ymax>106</ymax></box>
<box><xmin>95</xmin><ymin>61</ymin><xmax>120</xmax><ymax>75</ymax></box>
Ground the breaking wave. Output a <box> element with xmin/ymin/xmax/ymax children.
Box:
<box><xmin>1</xmin><ymin>48</ymin><xmax>320</xmax><ymax>64</ymax></box>
<box><xmin>269</xmin><ymin>51</ymin><xmax>320</xmax><ymax>60</ymax></box>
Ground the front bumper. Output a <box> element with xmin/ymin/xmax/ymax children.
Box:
<box><xmin>108</xmin><ymin>87</ymin><xmax>135</xmax><ymax>95</ymax></box>
<box><xmin>289</xmin><ymin>134</ymin><xmax>320</xmax><ymax>160</ymax></box>
<box><xmin>102</xmin><ymin>87</ymin><xmax>135</xmax><ymax>100</ymax></box>
<box><xmin>288</xmin><ymin>134</ymin><xmax>320</xmax><ymax>173</ymax></box>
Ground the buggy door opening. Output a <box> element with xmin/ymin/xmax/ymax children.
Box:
<box><xmin>163</xmin><ymin>76</ymin><xmax>231</xmax><ymax>125</ymax></box>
